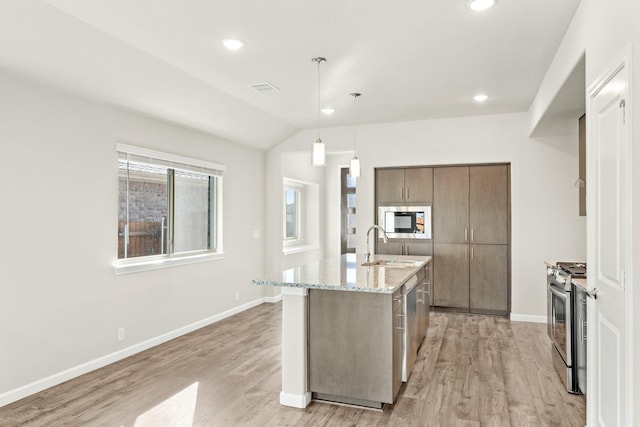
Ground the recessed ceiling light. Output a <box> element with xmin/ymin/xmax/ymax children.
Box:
<box><xmin>474</xmin><ymin>94</ymin><xmax>489</xmax><ymax>102</ymax></box>
<box><xmin>321</xmin><ymin>107</ymin><xmax>335</xmax><ymax>115</ymax></box>
<box><xmin>467</xmin><ymin>0</ymin><xmax>497</xmax><ymax>11</ymax></box>
<box><xmin>222</xmin><ymin>38</ymin><xmax>244</xmax><ymax>50</ymax></box>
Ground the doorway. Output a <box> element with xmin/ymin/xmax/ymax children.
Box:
<box><xmin>340</xmin><ymin>168</ymin><xmax>357</xmax><ymax>254</ymax></box>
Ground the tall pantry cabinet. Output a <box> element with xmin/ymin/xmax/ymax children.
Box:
<box><xmin>433</xmin><ymin>165</ymin><xmax>510</xmax><ymax>314</ymax></box>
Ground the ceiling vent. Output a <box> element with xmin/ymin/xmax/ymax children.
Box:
<box><xmin>248</xmin><ymin>82</ymin><xmax>280</xmax><ymax>93</ymax></box>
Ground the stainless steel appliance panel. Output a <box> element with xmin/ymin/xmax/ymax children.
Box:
<box><xmin>549</xmin><ymin>283</ymin><xmax>572</xmax><ymax>366</ymax></box>
<box><xmin>574</xmin><ymin>284</ymin><xmax>587</xmax><ymax>395</ymax></box>
<box><xmin>379</xmin><ymin>206</ymin><xmax>432</xmax><ymax>239</ymax></box>
<box><xmin>402</xmin><ymin>284</ymin><xmax>418</xmax><ymax>382</ymax></box>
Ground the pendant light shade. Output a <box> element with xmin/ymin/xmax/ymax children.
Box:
<box><xmin>350</xmin><ymin>156</ymin><xmax>361</xmax><ymax>178</ymax></box>
<box><xmin>311</xmin><ymin>57</ymin><xmax>327</xmax><ymax>167</ymax></box>
<box><xmin>349</xmin><ymin>92</ymin><xmax>361</xmax><ymax>178</ymax></box>
<box><xmin>312</xmin><ymin>138</ymin><xmax>325</xmax><ymax>166</ymax></box>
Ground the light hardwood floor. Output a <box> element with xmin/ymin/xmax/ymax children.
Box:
<box><xmin>0</xmin><ymin>303</ymin><xmax>585</xmax><ymax>426</ymax></box>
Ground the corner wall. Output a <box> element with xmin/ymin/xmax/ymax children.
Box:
<box><xmin>0</xmin><ymin>70</ymin><xmax>267</xmax><ymax>405</ymax></box>
<box><xmin>528</xmin><ymin>0</ymin><xmax>640</xmax><ymax>421</ymax></box>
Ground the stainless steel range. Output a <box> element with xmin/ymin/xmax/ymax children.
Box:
<box><xmin>546</xmin><ymin>261</ymin><xmax>586</xmax><ymax>394</ymax></box>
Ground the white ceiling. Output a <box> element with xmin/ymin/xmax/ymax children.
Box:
<box><xmin>0</xmin><ymin>0</ymin><xmax>581</xmax><ymax>149</ymax></box>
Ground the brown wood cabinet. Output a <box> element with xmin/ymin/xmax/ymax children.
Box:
<box><xmin>433</xmin><ymin>164</ymin><xmax>510</xmax><ymax>314</ymax></box>
<box><xmin>377</xmin><ymin>241</ymin><xmax>432</xmax><ymax>256</ymax></box>
<box><xmin>469</xmin><ymin>165</ymin><xmax>509</xmax><ymax>244</ymax></box>
<box><xmin>309</xmin><ymin>288</ymin><xmax>402</xmax><ymax>405</ymax></box>
<box><xmin>579</xmin><ymin>114</ymin><xmax>586</xmax><ymax>216</ymax></box>
<box><xmin>375</xmin><ymin>163</ymin><xmax>510</xmax><ymax>315</ymax></box>
<box><xmin>433</xmin><ymin>167</ymin><xmax>469</xmax><ymax>244</ymax></box>
<box><xmin>433</xmin><ymin>243</ymin><xmax>470</xmax><ymax>310</ymax></box>
<box><xmin>469</xmin><ymin>244</ymin><xmax>509</xmax><ymax>313</ymax></box>
<box><xmin>376</xmin><ymin>167</ymin><xmax>433</xmax><ymax>204</ymax></box>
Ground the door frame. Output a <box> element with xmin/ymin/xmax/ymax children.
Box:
<box><xmin>586</xmin><ymin>44</ymin><xmax>634</xmax><ymax>427</ymax></box>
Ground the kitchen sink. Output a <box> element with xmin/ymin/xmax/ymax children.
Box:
<box><xmin>361</xmin><ymin>259</ymin><xmax>420</xmax><ymax>268</ymax></box>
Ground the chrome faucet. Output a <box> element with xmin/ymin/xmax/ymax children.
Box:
<box><xmin>366</xmin><ymin>225</ymin><xmax>389</xmax><ymax>263</ymax></box>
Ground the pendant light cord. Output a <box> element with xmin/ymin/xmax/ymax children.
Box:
<box><xmin>353</xmin><ymin>94</ymin><xmax>357</xmax><ymax>155</ymax></box>
<box><xmin>312</xmin><ymin>57</ymin><xmax>326</xmax><ymax>141</ymax></box>
<box><xmin>350</xmin><ymin>92</ymin><xmax>361</xmax><ymax>156</ymax></box>
<box><xmin>317</xmin><ymin>59</ymin><xmax>320</xmax><ymax>141</ymax></box>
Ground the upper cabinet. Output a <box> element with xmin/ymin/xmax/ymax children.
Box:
<box><xmin>433</xmin><ymin>167</ymin><xmax>470</xmax><ymax>244</ymax></box>
<box><xmin>434</xmin><ymin>165</ymin><xmax>508</xmax><ymax>245</ymax></box>
<box><xmin>376</xmin><ymin>168</ymin><xmax>433</xmax><ymax>204</ymax></box>
<box><xmin>578</xmin><ymin>114</ymin><xmax>586</xmax><ymax>216</ymax></box>
<box><xmin>469</xmin><ymin>165</ymin><xmax>509</xmax><ymax>245</ymax></box>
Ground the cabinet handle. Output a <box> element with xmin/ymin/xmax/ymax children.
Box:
<box><xmin>407</xmin><ymin>187</ymin><xmax>410</xmax><ymax>200</ymax></box>
<box><xmin>464</xmin><ymin>228</ymin><xmax>468</xmax><ymax>242</ymax></box>
<box><xmin>471</xmin><ymin>247</ymin><xmax>474</xmax><ymax>260</ymax></box>
<box><xmin>401</xmin><ymin>188</ymin><xmax>404</xmax><ymax>200</ymax></box>
<box><xmin>471</xmin><ymin>228</ymin><xmax>474</xmax><ymax>242</ymax></box>
<box><xmin>406</xmin><ymin>245</ymin><xmax>410</xmax><ymax>256</ymax></box>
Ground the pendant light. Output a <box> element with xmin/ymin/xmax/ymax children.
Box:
<box><xmin>349</xmin><ymin>92</ymin><xmax>361</xmax><ymax>178</ymax></box>
<box><xmin>311</xmin><ymin>57</ymin><xmax>327</xmax><ymax>166</ymax></box>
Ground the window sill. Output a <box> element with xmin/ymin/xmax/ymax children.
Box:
<box><xmin>282</xmin><ymin>244</ymin><xmax>319</xmax><ymax>256</ymax></box>
<box><xmin>113</xmin><ymin>252</ymin><xmax>225</xmax><ymax>275</ymax></box>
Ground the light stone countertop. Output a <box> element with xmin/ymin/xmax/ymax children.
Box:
<box><xmin>252</xmin><ymin>253</ymin><xmax>431</xmax><ymax>294</ymax></box>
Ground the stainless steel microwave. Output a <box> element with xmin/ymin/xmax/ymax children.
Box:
<box><xmin>378</xmin><ymin>206</ymin><xmax>432</xmax><ymax>239</ymax></box>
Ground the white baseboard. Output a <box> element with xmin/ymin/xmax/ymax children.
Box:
<box><xmin>510</xmin><ymin>313</ymin><xmax>547</xmax><ymax>323</ymax></box>
<box><xmin>264</xmin><ymin>293</ymin><xmax>283</xmax><ymax>303</ymax></box>
<box><xmin>0</xmin><ymin>296</ymin><xmax>271</xmax><ymax>408</ymax></box>
<box><xmin>280</xmin><ymin>391</ymin><xmax>312</xmax><ymax>408</ymax></box>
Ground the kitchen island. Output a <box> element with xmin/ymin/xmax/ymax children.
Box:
<box><xmin>252</xmin><ymin>253</ymin><xmax>432</xmax><ymax>409</ymax></box>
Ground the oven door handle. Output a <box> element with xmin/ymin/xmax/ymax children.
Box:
<box><xmin>549</xmin><ymin>284</ymin><xmax>567</xmax><ymax>301</ymax></box>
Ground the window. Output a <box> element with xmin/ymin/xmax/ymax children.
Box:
<box><xmin>283</xmin><ymin>182</ymin><xmax>302</xmax><ymax>241</ymax></box>
<box><xmin>116</xmin><ymin>144</ymin><xmax>224</xmax><ymax>273</ymax></box>
<box><xmin>282</xmin><ymin>177</ymin><xmax>320</xmax><ymax>255</ymax></box>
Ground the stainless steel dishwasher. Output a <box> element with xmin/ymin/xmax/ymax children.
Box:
<box><xmin>402</xmin><ymin>274</ymin><xmax>419</xmax><ymax>382</ymax></box>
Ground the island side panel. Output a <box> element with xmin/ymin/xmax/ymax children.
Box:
<box><xmin>308</xmin><ymin>289</ymin><xmax>395</xmax><ymax>405</ymax></box>
<box><xmin>280</xmin><ymin>287</ymin><xmax>312</xmax><ymax>408</ymax></box>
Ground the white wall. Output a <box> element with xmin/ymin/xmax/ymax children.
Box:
<box><xmin>271</xmin><ymin>113</ymin><xmax>586</xmax><ymax>319</ymax></box>
<box><xmin>529</xmin><ymin>0</ymin><xmax>640</xmax><ymax>419</ymax></box>
<box><xmin>0</xmin><ymin>70</ymin><xmax>267</xmax><ymax>404</ymax></box>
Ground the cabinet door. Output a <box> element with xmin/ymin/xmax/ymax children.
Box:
<box><xmin>404</xmin><ymin>168</ymin><xmax>433</xmax><ymax>203</ymax></box>
<box><xmin>377</xmin><ymin>169</ymin><xmax>405</xmax><ymax>204</ymax></box>
<box><xmin>404</xmin><ymin>242</ymin><xmax>432</xmax><ymax>256</ymax></box>
<box><xmin>469</xmin><ymin>244</ymin><xmax>508</xmax><ymax>313</ymax></box>
<box><xmin>433</xmin><ymin>167</ymin><xmax>470</xmax><ymax>244</ymax></box>
<box><xmin>425</xmin><ymin>262</ymin><xmax>434</xmax><ymax>306</ymax></box>
<box><xmin>376</xmin><ymin>241</ymin><xmax>405</xmax><ymax>255</ymax></box>
<box><xmin>469</xmin><ymin>165</ymin><xmax>508</xmax><ymax>244</ymax></box>
<box><xmin>433</xmin><ymin>243</ymin><xmax>469</xmax><ymax>309</ymax></box>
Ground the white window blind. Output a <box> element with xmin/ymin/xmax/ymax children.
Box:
<box><xmin>116</xmin><ymin>143</ymin><xmax>225</xmax><ymax>177</ymax></box>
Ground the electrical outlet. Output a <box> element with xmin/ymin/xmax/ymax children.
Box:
<box><xmin>118</xmin><ymin>327</ymin><xmax>126</xmax><ymax>342</ymax></box>
<box><xmin>235</xmin><ymin>291</ymin><xmax>240</xmax><ymax>301</ymax></box>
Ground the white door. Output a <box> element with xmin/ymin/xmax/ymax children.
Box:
<box><xmin>587</xmin><ymin>50</ymin><xmax>633</xmax><ymax>427</ymax></box>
